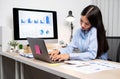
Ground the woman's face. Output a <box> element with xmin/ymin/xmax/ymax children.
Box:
<box><xmin>80</xmin><ymin>16</ymin><xmax>91</xmax><ymax>30</ymax></box>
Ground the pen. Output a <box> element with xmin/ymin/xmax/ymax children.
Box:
<box><xmin>64</xmin><ymin>62</ymin><xmax>76</xmax><ymax>65</ymax></box>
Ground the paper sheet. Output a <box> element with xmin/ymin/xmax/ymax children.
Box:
<box><xmin>60</xmin><ymin>60</ymin><xmax>120</xmax><ymax>74</ymax></box>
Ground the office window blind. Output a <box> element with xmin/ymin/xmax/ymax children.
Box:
<box><xmin>92</xmin><ymin>0</ymin><xmax>120</xmax><ymax>37</ymax></box>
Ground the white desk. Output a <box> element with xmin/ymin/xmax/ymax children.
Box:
<box><xmin>0</xmin><ymin>51</ymin><xmax>120</xmax><ymax>79</ymax></box>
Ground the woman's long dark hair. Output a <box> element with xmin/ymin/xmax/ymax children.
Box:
<box><xmin>81</xmin><ymin>5</ymin><xmax>109</xmax><ymax>58</ymax></box>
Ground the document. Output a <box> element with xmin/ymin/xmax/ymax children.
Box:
<box><xmin>60</xmin><ymin>60</ymin><xmax>120</xmax><ymax>74</ymax></box>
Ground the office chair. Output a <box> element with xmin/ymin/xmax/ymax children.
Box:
<box><xmin>116</xmin><ymin>42</ymin><xmax>120</xmax><ymax>62</ymax></box>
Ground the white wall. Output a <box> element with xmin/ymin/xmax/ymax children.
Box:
<box><xmin>0</xmin><ymin>0</ymin><xmax>92</xmax><ymax>51</ymax></box>
<box><xmin>0</xmin><ymin>27</ymin><xmax>2</xmax><ymax>51</ymax></box>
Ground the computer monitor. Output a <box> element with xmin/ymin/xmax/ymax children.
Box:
<box><xmin>13</xmin><ymin>8</ymin><xmax>58</xmax><ymax>43</ymax></box>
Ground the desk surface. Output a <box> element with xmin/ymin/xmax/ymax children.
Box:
<box><xmin>0</xmin><ymin>51</ymin><xmax>120</xmax><ymax>79</ymax></box>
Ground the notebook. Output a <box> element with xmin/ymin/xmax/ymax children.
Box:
<box><xmin>27</xmin><ymin>38</ymin><xmax>57</xmax><ymax>63</ymax></box>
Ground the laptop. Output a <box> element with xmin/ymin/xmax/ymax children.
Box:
<box><xmin>27</xmin><ymin>38</ymin><xmax>57</xmax><ymax>63</ymax></box>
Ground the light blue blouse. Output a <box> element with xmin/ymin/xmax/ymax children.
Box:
<box><xmin>60</xmin><ymin>27</ymin><xmax>107</xmax><ymax>60</ymax></box>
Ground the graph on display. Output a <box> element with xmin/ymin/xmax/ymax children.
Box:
<box><xmin>20</xmin><ymin>16</ymin><xmax>50</xmax><ymax>24</ymax></box>
<box><xmin>19</xmin><ymin>10</ymin><xmax>54</xmax><ymax>38</ymax></box>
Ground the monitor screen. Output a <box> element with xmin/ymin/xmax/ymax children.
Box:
<box><xmin>13</xmin><ymin>8</ymin><xmax>58</xmax><ymax>42</ymax></box>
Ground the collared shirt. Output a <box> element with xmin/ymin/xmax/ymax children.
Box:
<box><xmin>60</xmin><ymin>27</ymin><xmax>107</xmax><ymax>60</ymax></box>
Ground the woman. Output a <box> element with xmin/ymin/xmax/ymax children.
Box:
<box><xmin>49</xmin><ymin>5</ymin><xmax>109</xmax><ymax>61</ymax></box>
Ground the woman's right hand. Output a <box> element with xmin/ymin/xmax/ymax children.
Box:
<box><xmin>49</xmin><ymin>49</ymin><xmax>60</xmax><ymax>58</ymax></box>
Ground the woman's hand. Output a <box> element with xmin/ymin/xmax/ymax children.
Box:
<box><xmin>51</xmin><ymin>54</ymin><xmax>70</xmax><ymax>61</ymax></box>
<box><xmin>49</xmin><ymin>49</ymin><xmax>70</xmax><ymax>61</ymax></box>
<box><xmin>49</xmin><ymin>49</ymin><xmax>59</xmax><ymax>55</ymax></box>
<box><xmin>49</xmin><ymin>49</ymin><xmax>60</xmax><ymax>58</ymax></box>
